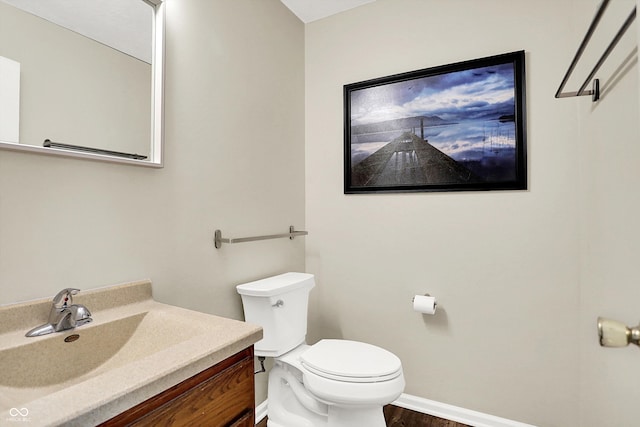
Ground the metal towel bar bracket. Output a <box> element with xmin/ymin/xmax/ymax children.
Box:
<box><xmin>214</xmin><ymin>226</ymin><xmax>308</xmax><ymax>249</ymax></box>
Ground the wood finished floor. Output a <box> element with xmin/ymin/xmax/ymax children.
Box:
<box><xmin>256</xmin><ymin>405</ymin><xmax>471</xmax><ymax>426</ymax></box>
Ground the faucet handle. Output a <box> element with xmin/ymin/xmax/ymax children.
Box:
<box><xmin>52</xmin><ymin>288</ymin><xmax>80</xmax><ymax>308</ymax></box>
<box><xmin>73</xmin><ymin>304</ymin><xmax>91</xmax><ymax>320</ymax></box>
<box><xmin>72</xmin><ymin>305</ymin><xmax>93</xmax><ymax>327</ymax></box>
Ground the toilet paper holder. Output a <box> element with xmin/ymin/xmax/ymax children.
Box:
<box><xmin>412</xmin><ymin>293</ymin><xmax>433</xmax><ymax>302</ymax></box>
<box><xmin>412</xmin><ymin>293</ymin><xmax>437</xmax><ymax>315</ymax></box>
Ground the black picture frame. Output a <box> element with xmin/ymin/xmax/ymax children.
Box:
<box><xmin>344</xmin><ymin>51</ymin><xmax>527</xmax><ymax>194</ymax></box>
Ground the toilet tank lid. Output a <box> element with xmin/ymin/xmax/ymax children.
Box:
<box><xmin>236</xmin><ymin>272</ymin><xmax>315</xmax><ymax>296</ymax></box>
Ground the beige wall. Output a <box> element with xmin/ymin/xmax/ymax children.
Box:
<box><xmin>0</xmin><ymin>0</ymin><xmax>305</xmax><ymax>402</ymax></box>
<box><xmin>0</xmin><ymin>1</ymin><xmax>151</xmax><ymax>155</ymax></box>
<box><xmin>576</xmin><ymin>1</ymin><xmax>639</xmax><ymax>426</ymax></box>
<box><xmin>305</xmin><ymin>1</ymin><xmax>581</xmax><ymax>426</ymax></box>
<box><xmin>2</xmin><ymin>0</ymin><xmax>638</xmax><ymax>424</ymax></box>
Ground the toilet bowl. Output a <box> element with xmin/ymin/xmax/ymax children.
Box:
<box><xmin>237</xmin><ymin>273</ymin><xmax>405</xmax><ymax>427</ymax></box>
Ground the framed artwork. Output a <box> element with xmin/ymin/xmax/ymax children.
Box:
<box><xmin>344</xmin><ymin>51</ymin><xmax>527</xmax><ymax>194</ymax></box>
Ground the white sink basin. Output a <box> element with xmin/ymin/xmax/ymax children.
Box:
<box><xmin>0</xmin><ymin>280</ymin><xmax>262</xmax><ymax>427</ymax></box>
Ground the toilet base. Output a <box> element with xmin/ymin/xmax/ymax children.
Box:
<box><xmin>267</xmin><ymin>407</ymin><xmax>385</xmax><ymax>427</ymax></box>
<box><xmin>326</xmin><ymin>405</ymin><xmax>386</xmax><ymax>427</ymax></box>
<box><xmin>267</xmin><ymin>365</ymin><xmax>388</xmax><ymax>427</ymax></box>
<box><xmin>267</xmin><ymin>403</ymin><xmax>386</xmax><ymax>427</ymax></box>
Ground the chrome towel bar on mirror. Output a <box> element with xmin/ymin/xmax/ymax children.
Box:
<box><xmin>43</xmin><ymin>139</ymin><xmax>148</xmax><ymax>160</ymax></box>
<box><xmin>214</xmin><ymin>226</ymin><xmax>308</xmax><ymax>249</ymax></box>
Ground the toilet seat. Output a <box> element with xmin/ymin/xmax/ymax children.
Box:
<box><xmin>301</xmin><ymin>339</ymin><xmax>402</xmax><ymax>383</ymax></box>
<box><xmin>276</xmin><ymin>340</ymin><xmax>405</xmax><ymax>406</ymax></box>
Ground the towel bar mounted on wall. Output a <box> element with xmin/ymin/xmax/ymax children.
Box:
<box><xmin>555</xmin><ymin>0</ymin><xmax>636</xmax><ymax>102</ymax></box>
<box><xmin>214</xmin><ymin>226</ymin><xmax>308</xmax><ymax>249</ymax></box>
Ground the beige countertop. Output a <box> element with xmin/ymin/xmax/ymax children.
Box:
<box><xmin>0</xmin><ymin>280</ymin><xmax>262</xmax><ymax>427</ymax></box>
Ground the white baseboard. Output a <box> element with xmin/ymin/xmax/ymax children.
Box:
<box><xmin>393</xmin><ymin>394</ymin><xmax>537</xmax><ymax>427</ymax></box>
<box><xmin>255</xmin><ymin>394</ymin><xmax>537</xmax><ymax>427</ymax></box>
<box><xmin>255</xmin><ymin>400</ymin><xmax>268</xmax><ymax>424</ymax></box>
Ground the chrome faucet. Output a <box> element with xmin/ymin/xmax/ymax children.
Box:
<box><xmin>25</xmin><ymin>288</ymin><xmax>93</xmax><ymax>337</ymax></box>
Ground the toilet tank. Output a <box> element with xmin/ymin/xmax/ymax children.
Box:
<box><xmin>236</xmin><ymin>272</ymin><xmax>315</xmax><ymax>357</ymax></box>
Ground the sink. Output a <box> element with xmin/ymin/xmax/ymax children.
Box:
<box><xmin>0</xmin><ymin>280</ymin><xmax>262</xmax><ymax>426</ymax></box>
<box><xmin>1</xmin><ymin>310</ymin><xmax>212</xmax><ymax>389</ymax></box>
<box><xmin>2</xmin><ymin>313</ymin><xmax>147</xmax><ymax>388</ymax></box>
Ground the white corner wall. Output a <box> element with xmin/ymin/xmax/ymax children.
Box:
<box><xmin>305</xmin><ymin>1</ymin><xmax>580</xmax><ymax>426</ymax></box>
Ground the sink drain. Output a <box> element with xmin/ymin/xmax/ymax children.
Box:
<box><xmin>64</xmin><ymin>334</ymin><xmax>80</xmax><ymax>343</ymax></box>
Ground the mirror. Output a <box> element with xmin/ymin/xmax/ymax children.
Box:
<box><xmin>0</xmin><ymin>0</ymin><xmax>164</xmax><ymax>167</ymax></box>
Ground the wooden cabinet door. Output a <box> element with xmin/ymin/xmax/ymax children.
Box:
<box><xmin>227</xmin><ymin>411</ymin><xmax>254</xmax><ymax>427</ymax></box>
<box><xmin>100</xmin><ymin>347</ymin><xmax>255</xmax><ymax>427</ymax></box>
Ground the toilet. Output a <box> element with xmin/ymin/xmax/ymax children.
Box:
<box><xmin>236</xmin><ymin>272</ymin><xmax>405</xmax><ymax>427</ymax></box>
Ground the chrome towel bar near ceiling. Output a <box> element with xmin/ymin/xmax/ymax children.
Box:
<box><xmin>555</xmin><ymin>0</ymin><xmax>636</xmax><ymax>102</ymax></box>
<box><xmin>214</xmin><ymin>226</ymin><xmax>308</xmax><ymax>249</ymax></box>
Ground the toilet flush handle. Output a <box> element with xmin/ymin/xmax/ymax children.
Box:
<box><xmin>272</xmin><ymin>299</ymin><xmax>284</xmax><ymax>308</ymax></box>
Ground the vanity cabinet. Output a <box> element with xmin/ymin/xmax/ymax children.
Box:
<box><xmin>100</xmin><ymin>347</ymin><xmax>255</xmax><ymax>427</ymax></box>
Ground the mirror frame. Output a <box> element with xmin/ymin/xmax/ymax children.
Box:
<box><xmin>0</xmin><ymin>0</ymin><xmax>165</xmax><ymax>168</ymax></box>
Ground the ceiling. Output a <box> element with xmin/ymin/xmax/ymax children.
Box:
<box><xmin>1</xmin><ymin>0</ymin><xmax>153</xmax><ymax>63</ymax></box>
<box><xmin>1</xmin><ymin>0</ymin><xmax>375</xmax><ymax>64</ymax></box>
<box><xmin>280</xmin><ymin>0</ymin><xmax>377</xmax><ymax>23</ymax></box>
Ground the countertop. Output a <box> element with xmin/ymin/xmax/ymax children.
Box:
<box><xmin>0</xmin><ymin>280</ymin><xmax>262</xmax><ymax>427</ymax></box>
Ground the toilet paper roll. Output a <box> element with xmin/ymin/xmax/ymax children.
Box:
<box><xmin>413</xmin><ymin>295</ymin><xmax>437</xmax><ymax>315</ymax></box>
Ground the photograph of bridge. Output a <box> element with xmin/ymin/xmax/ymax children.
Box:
<box><xmin>344</xmin><ymin>51</ymin><xmax>527</xmax><ymax>193</ymax></box>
